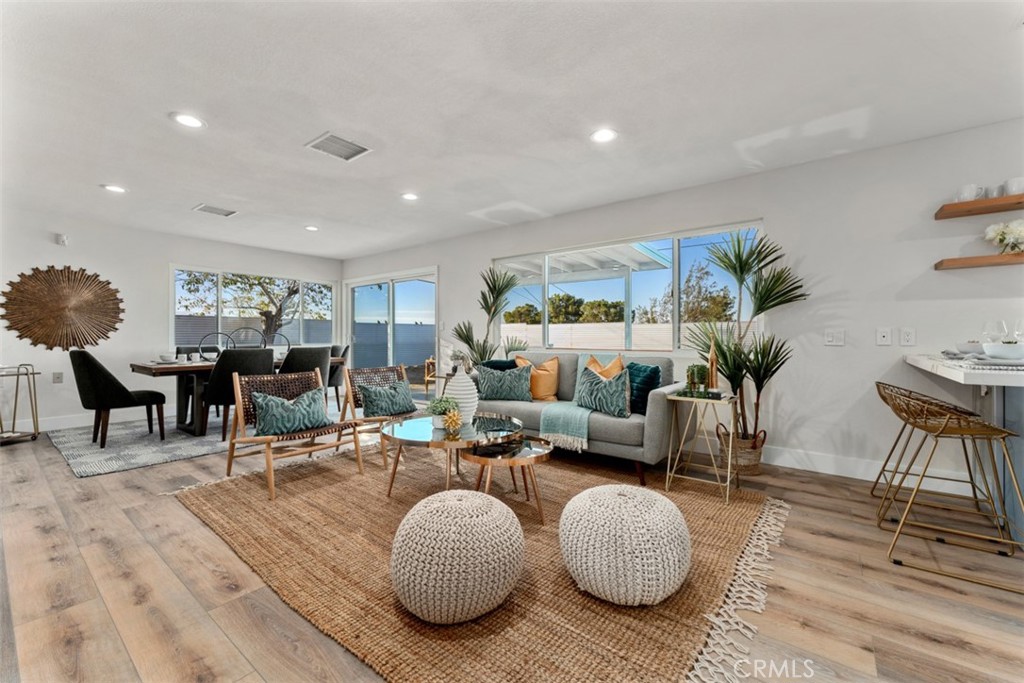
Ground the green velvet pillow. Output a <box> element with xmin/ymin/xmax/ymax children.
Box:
<box><xmin>626</xmin><ymin>362</ymin><xmax>661</xmax><ymax>415</ymax></box>
<box><xmin>252</xmin><ymin>387</ymin><xmax>333</xmax><ymax>436</ymax></box>
<box><xmin>357</xmin><ymin>380</ymin><xmax>417</xmax><ymax>417</ymax></box>
<box><xmin>575</xmin><ymin>367</ymin><xmax>631</xmax><ymax>418</ymax></box>
<box><xmin>479</xmin><ymin>359</ymin><xmax>517</xmax><ymax>371</ymax></box>
<box><xmin>477</xmin><ymin>364</ymin><xmax>533</xmax><ymax>401</ymax></box>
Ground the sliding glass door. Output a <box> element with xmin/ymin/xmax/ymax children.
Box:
<box><xmin>350</xmin><ymin>274</ymin><xmax>436</xmax><ymax>399</ymax></box>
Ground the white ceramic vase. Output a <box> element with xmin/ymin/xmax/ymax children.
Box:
<box><xmin>443</xmin><ymin>366</ymin><xmax>478</xmax><ymax>424</ymax></box>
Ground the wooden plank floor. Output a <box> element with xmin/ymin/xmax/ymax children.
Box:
<box><xmin>1</xmin><ymin>436</ymin><xmax>1022</xmax><ymax>682</ymax></box>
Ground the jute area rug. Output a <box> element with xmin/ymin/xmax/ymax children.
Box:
<box><xmin>178</xmin><ymin>445</ymin><xmax>789</xmax><ymax>682</ymax></box>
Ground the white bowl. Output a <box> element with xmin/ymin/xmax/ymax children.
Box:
<box><xmin>158</xmin><ymin>354</ymin><xmax>176</xmax><ymax>362</ymax></box>
<box><xmin>982</xmin><ymin>342</ymin><xmax>1024</xmax><ymax>360</ymax></box>
<box><xmin>955</xmin><ymin>342</ymin><xmax>983</xmax><ymax>354</ymax></box>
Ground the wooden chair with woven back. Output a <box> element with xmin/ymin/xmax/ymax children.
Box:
<box><xmin>228</xmin><ymin>368</ymin><xmax>364</xmax><ymax>500</ymax></box>
<box><xmin>341</xmin><ymin>364</ymin><xmax>418</xmax><ymax>466</ymax></box>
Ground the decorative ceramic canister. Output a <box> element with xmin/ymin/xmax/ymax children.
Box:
<box><xmin>443</xmin><ymin>366</ymin><xmax>478</xmax><ymax>423</ymax></box>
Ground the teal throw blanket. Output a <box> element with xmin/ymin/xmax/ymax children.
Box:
<box><xmin>539</xmin><ymin>353</ymin><xmax>619</xmax><ymax>452</ymax></box>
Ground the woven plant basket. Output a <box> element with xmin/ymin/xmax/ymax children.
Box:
<box><xmin>715</xmin><ymin>425</ymin><xmax>767</xmax><ymax>476</ymax></box>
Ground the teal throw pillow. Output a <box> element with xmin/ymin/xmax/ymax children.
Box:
<box><xmin>575</xmin><ymin>367</ymin><xmax>631</xmax><ymax>418</ymax></box>
<box><xmin>626</xmin><ymin>362</ymin><xmax>661</xmax><ymax>415</ymax></box>
<box><xmin>252</xmin><ymin>387</ymin><xmax>333</xmax><ymax>436</ymax></box>
<box><xmin>358</xmin><ymin>380</ymin><xmax>417</xmax><ymax>418</ymax></box>
<box><xmin>479</xmin><ymin>359</ymin><xmax>517</xmax><ymax>371</ymax></box>
<box><xmin>477</xmin><ymin>364</ymin><xmax>533</xmax><ymax>401</ymax></box>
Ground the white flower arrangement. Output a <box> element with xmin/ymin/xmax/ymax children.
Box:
<box><xmin>984</xmin><ymin>218</ymin><xmax>1024</xmax><ymax>254</ymax></box>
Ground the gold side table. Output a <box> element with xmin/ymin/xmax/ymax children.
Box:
<box><xmin>0</xmin><ymin>364</ymin><xmax>41</xmax><ymax>444</ymax></box>
<box><xmin>665</xmin><ymin>393</ymin><xmax>740</xmax><ymax>503</ymax></box>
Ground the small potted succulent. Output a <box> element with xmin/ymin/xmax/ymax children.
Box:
<box><xmin>426</xmin><ymin>396</ymin><xmax>460</xmax><ymax>429</ymax></box>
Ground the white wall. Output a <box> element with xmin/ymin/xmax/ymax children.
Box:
<box><xmin>341</xmin><ymin>118</ymin><xmax>1024</xmax><ymax>480</ymax></box>
<box><xmin>0</xmin><ymin>208</ymin><xmax>343</xmax><ymax>430</ymax></box>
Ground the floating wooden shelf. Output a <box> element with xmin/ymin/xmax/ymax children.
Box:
<box><xmin>934</xmin><ymin>194</ymin><xmax>1024</xmax><ymax>220</ymax></box>
<box><xmin>933</xmin><ymin>253</ymin><xmax>1024</xmax><ymax>270</ymax></box>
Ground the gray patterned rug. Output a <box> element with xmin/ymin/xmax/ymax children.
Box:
<box><xmin>47</xmin><ymin>419</ymin><xmax>230</xmax><ymax>477</ymax></box>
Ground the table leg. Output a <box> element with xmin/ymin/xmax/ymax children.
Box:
<box><xmin>445</xmin><ymin>449</ymin><xmax>452</xmax><ymax>490</ymax></box>
<box><xmin>522</xmin><ymin>464</ymin><xmax>530</xmax><ymax>501</ymax></box>
<box><xmin>387</xmin><ymin>443</ymin><xmax>404</xmax><ymax>497</ymax></box>
<box><xmin>527</xmin><ymin>465</ymin><xmax>544</xmax><ymax>524</ymax></box>
<box><xmin>483</xmin><ymin>465</ymin><xmax>494</xmax><ymax>494</ymax></box>
<box><xmin>509</xmin><ymin>467</ymin><xmax>518</xmax><ymax>493</ymax></box>
<box><xmin>475</xmin><ymin>464</ymin><xmax>485</xmax><ymax>491</ymax></box>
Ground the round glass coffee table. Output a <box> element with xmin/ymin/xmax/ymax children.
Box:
<box><xmin>380</xmin><ymin>413</ymin><xmax>523</xmax><ymax>497</ymax></box>
<box><xmin>460</xmin><ymin>436</ymin><xmax>554</xmax><ymax>524</ymax></box>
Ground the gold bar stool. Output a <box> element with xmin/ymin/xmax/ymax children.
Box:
<box><xmin>881</xmin><ymin>393</ymin><xmax>1023</xmax><ymax>593</ymax></box>
<box><xmin>871</xmin><ymin>382</ymin><xmax>978</xmax><ymax>521</ymax></box>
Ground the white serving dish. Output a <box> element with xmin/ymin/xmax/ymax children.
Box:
<box><xmin>955</xmin><ymin>342</ymin><xmax>984</xmax><ymax>354</ymax></box>
<box><xmin>982</xmin><ymin>342</ymin><xmax>1024</xmax><ymax>360</ymax></box>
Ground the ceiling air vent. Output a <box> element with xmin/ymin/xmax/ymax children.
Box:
<box><xmin>305</xmin><ymin>132</ymin><xmax>372</xmax><ymax>162</ymax></box>
<box><xmin>192</xmin><ymin>203</ymin><xmax>237</xmax><ymax>218</ymax></box>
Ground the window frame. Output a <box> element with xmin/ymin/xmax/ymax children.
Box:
<box><xmin>494</xmin><ymin>220</ymin><xmax>762</xmax><ymax>352</ymax></box>
<box><xmin>169</xmin><ymin>265</ymin><xmax>338</xmax><ymax>348</ymax></box>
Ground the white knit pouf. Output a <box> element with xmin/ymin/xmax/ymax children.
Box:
<box><xmin>390</xmin><ymin>490</ymin><xmax>524</xmax><ymax>624</ymax></box>
<box><xmin>559</xmin><ymin>484</ymin><xmax>691</xmax><ymax>606</ymax></box>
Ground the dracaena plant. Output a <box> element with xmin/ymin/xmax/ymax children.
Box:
<box><xmin>451</xmin><ymin>266</ymin><xmax>520</xmax><ymax>366</ymax></box>
<box><xmin>685</xmin><ymin>233</ymin><xmax>808</xmax><ymax>445</ymax></box>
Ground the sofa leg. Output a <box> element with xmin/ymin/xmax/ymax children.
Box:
<box><xmin>634</xmin><ymin>461</ymin><xmax>647</xmax><ymax>486</ymax></box>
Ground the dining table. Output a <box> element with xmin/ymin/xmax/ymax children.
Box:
<box><xmin>130</xmin><ymin>355</ymin><xmax>345</xmax><ymax>436</ymax></box>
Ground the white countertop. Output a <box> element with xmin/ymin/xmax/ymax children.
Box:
<box><xmin>904</xmin><ymin>354</ymin><xmax>1024</xmax><ymax>388</ymax></box>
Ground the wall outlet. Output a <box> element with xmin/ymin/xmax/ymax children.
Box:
<box><xmin>899</xmin><ymin>327</ymin><xmax>917</xmax><ymax>347</ymax></box>
<box><xmin>52</xmin><ymin>371</ymin><xmax>63</xmax><ymax>384</ymax></box>
<box><xmin>824</xmin><ymin>329</ymin><xmax>845</xmax><ymax>346</ymax></box>
<box><xmin>875</xmin><ymin>327</ymin><xmax>892</xmax><ymax>346</ymax></box>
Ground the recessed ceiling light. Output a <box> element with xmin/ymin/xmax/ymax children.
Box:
<box><xmin>170</xmin><ymin>112</ymin><xmax>206</xmax><ymax>128</ymax></box>
<box><xmin>590</xmin><ymin>128</ymin><xmax>618</xmax><ymax>143</ymax></box>
<box><xmin>101</xmin><ymin>184</ymin><xmax>127</xmax><ymax>193</ymax></box>
<box><xmin>401</xmin><ymin>192</ymin><xmax>419</xmax><ymax>201</ymax></box>
<box><xmin>304</xmin><ymin>225</ymin><xmax>319</xmax><ymax>232</ymax></box>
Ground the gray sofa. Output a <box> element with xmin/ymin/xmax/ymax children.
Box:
<box><xmin>476</xmin><ymin>352</ymin><xmax>687</xmax><ymax>483</ymax></box>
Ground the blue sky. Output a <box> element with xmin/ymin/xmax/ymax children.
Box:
<box><xmin>353</xmin><ymin>279</ymin><xmax>436</xmax><ymax>324</ymax></box>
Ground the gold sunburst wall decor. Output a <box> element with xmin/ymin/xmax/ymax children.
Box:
<box><xmin>1</xmin><ymin>266</ymin><xmax>124</xmax><ymax>350</ymax></box>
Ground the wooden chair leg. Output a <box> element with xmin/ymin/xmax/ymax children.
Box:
<box><xmin>146</xmin><ymin>404</ymin><xmax>154</xmax><ymax>433</ymax></box>
<box><xmin>335</xmin><ymin>386</ymin><xmax>342</xmax><ymax>412</ymax></box>
<box><xmin>265</xmin><ymin>444</ymin><xmax>276</xmax><ymax>500</ymax></box>
<box><xmin>200</xmin><ymin>403</ymin><xmax>211</xmax><ymax>437</ymax></box>
<box><xmin>92</xmin><ymin>410</ymin><xmax>101</xmax><ymax>443</ymax></box>
<box><xmin>221</xmin><ymin>405</ymin><xmax>230</xmax><ymax>441</ymax></box>
<box><xmin>351</xmin><ymin>428</ymin><xmax>364</xmax><ymax>474</ymax></box>
<box><xmin>99</xmin><ymin>410</ymin><xmax>111</xmax><ymax>449</ymax></box>
<box><xmin>156</xmin><ymin>404</ymin><xmax>165</xmax><ymax>440</ymax></box>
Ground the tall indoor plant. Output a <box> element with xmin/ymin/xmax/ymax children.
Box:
<box><xmin>685</xmin><ymin>232</ymin><xmax>808</xmax><ymax>472</ymax></box>
<box><xmin>451</xmin><ymin>266</ymin><xmax>520</xmax><ymax>366</ymax></box>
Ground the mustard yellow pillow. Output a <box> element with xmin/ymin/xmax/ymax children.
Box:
<box><xmin>515</xmin><ymin>355</ymin><xmax>559</xmax><ymax>401</ymax></box>
<box><xmin>585</xmin><ymin>354</ymin><xmax>624</xmax><ymax>380</ymax></box>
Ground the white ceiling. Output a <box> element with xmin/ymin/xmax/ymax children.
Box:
<box><xmin>3</xmin><ymin>2</ymin><xmax>1022</xmax><ymax>261</ymax></box>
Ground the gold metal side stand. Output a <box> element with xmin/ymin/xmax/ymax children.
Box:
<box><xmin>665</xmin><ymin>394</ymin><xmax>740</xmax><ymax>503</ymax></box>
<box><xmin>0</xmin><ymin>364</ymin><xmax>41</xmax><ymax>444</ymax></box>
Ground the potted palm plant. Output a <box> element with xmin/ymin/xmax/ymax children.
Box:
<box><xmin>685</xmin><ymin>232</ymin><xmax>808</xmax><ymax>474</ymax></box>
<box><xmin>451</xmin><ymin>266</ymin><xmax>521</xmax><ymax>366</ymax></box>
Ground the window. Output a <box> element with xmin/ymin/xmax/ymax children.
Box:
<box><xmin>173</xmin><ymin>269</ymin><xmax>334</xmax><ymax>346</ymax></box>
<box><xmin>496</xmin><ymin>224</ymin><xmax>757</xmax><ymax>351</ymax></box>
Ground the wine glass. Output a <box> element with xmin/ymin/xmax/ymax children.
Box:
<box><xmin>982</xmin><ymin>320</ymin><xmax>1007</xmax><ymax>343</ymax></box>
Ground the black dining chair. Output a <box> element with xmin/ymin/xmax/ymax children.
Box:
<box><xmin>278</xmin><ymin>347</ymin><xmax>331</xmax><ymax>386</ymax></box>
<box><xmin>200</xmin><ymin>348</ymin><xmax>274</xmax><ymax>440</ymax></box>
<box><xmin>327</xmin><ymin>344</ymin><xmax>349</xmax><ymax>411</ymax></box>
<box><xmin>69</xmin><ymin>350</ymin><xmax>166</xmax><ymax>449</ymax></box>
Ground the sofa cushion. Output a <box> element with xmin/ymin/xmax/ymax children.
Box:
<box><xmin>588</xmin><ymin>411</ymin><xmax>645</xmax><ymax>447</ymax></box>
<box><xmin>358</xmin><ymin>380</ymin><xmax>417</xmax><ymax>417</ymax></box>
<box><xmin>477</xmin><ymin>399</ymin><xmax>547</xmax><ymax>431</ymax></box>
<box><xmin>252</xmin><ymin>387</ymin><xmax>333</xmax><ymax>436</ymax></box>
<box><xmin>477</xmin><ymin>365</ymin><xmax>533</xmax><ymax>401</ymax></box>
<box><xmin>625</xmin><ymin>362</ymin><xmax>661</xmax><ymax>415</ymax></box>
<box><xmin>480</xmin><ymin>359</ymin><xmax>517</xmax><ymax>371</ymax></box>
<box><xmin>515</xmin><ymin>355</ymin><xmax>559</xmax><ymax>401</ymax></box>
<box><xmin>576</xmin><ymin>367</ymin><xmax>631</xmax><ymax>418</ymax></box>
<box><xmin>585</xmin><ymin>354</ymin><xmax>625</xmax><ymax>379</ymax></box>
<box><xmin>515</xmin><ymin>352</ymin><xmax>579</xmax><ymax>401</ymax></box>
